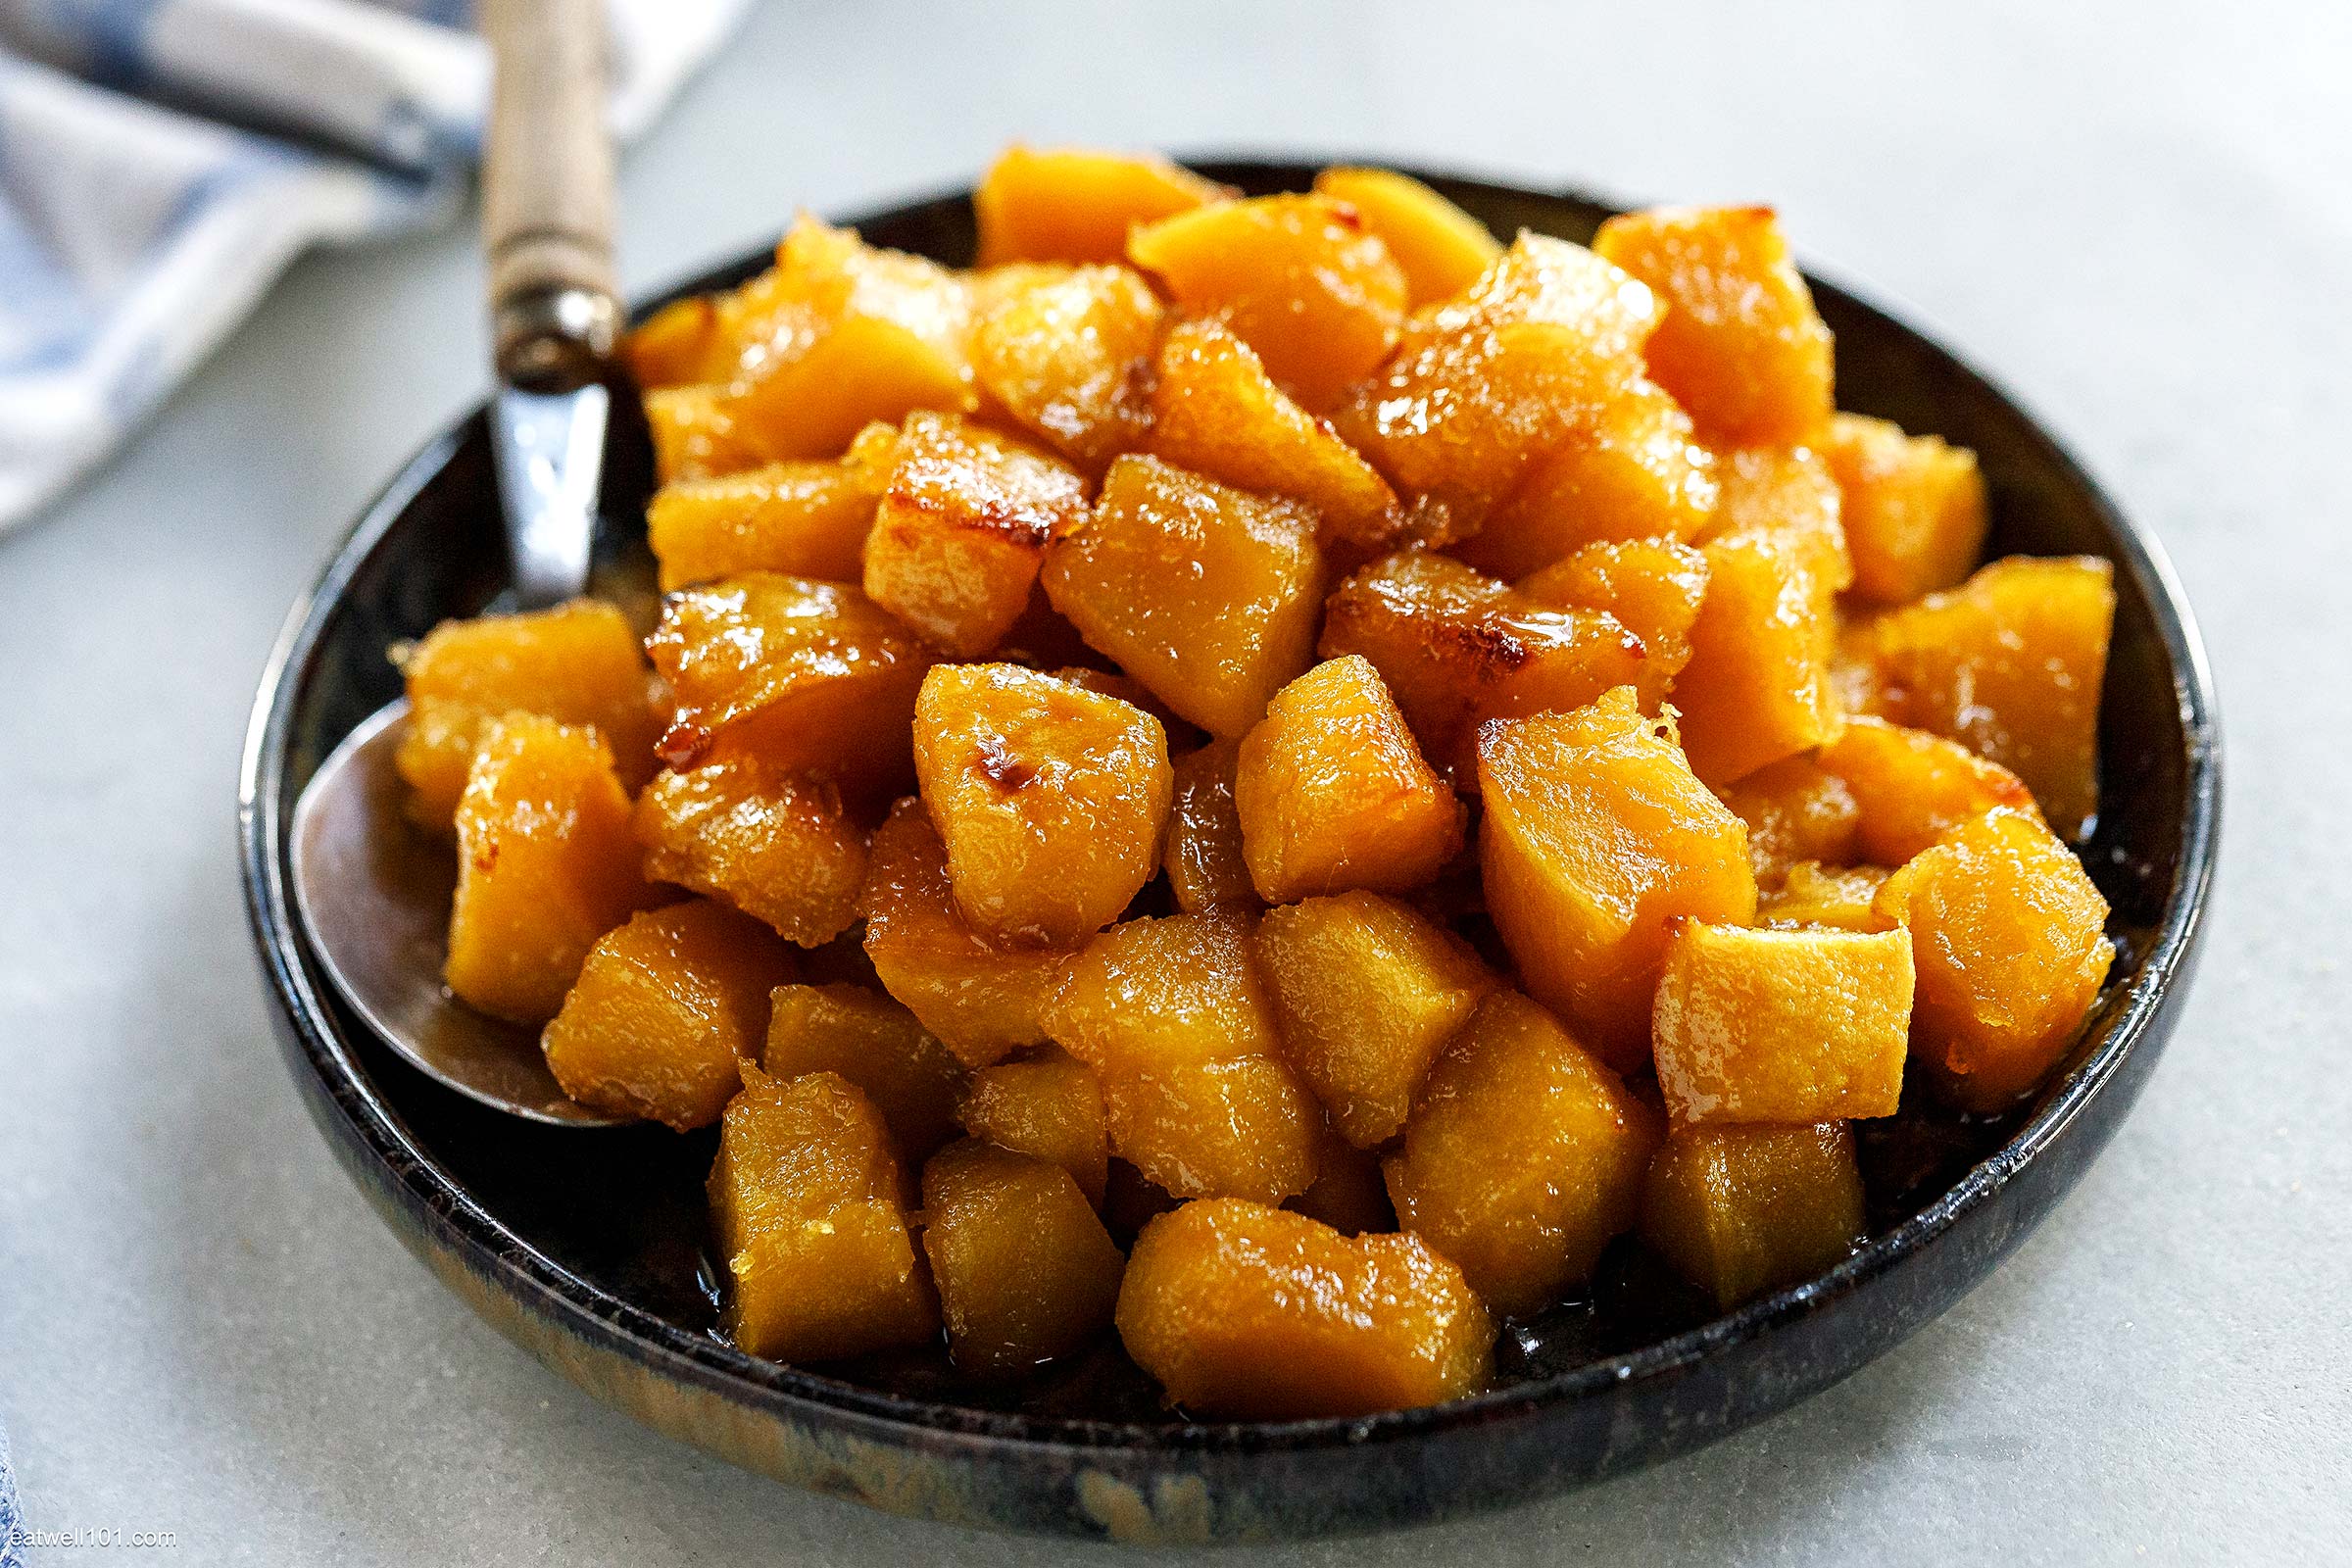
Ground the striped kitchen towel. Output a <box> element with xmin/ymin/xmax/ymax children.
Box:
<box><xmin>0</xmin><ymin>0</ymin><xmax>748</xmax><ymax>530</ymax></box>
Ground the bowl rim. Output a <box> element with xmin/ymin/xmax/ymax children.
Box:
<box><xmin>238</xmin><ymin>160</ymin><xmax>2221</xmax><ymax>1462</ymax></box>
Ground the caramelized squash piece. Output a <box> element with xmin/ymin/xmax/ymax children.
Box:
<box><xmin>765</xmin><ymin>983</ymin><xmax>965</xmax><ymax>1160</ymax></box>
<box><xmin>1840</xmin><ymin>556</ymin><xmax>2114</xmax><ymax>838</ymax></box>
<box><xmin>1815</xmin><ymin>715</ymin><xmax>2039</xmax><ymax>867</ymax></box>
<box><xmin>446</xmin><ymin>716</ymin><xmax>656</xmax><ymax>1023</ymax></box>
<box><xmin>1128</xmin><ymin>193</ymin><xmax>1407</xmax><ymax>410</ymax></box>
<box><xmin>1874</xmin><ymin>807</ymin><xmax>2114</xmax><ymax>1110</ymax></box>
<box><xmin>1320</xmin><ymin>550</ymin><xmax>1646</xmax><ymax>783</ymax></box>
<box><xmin>1759</xmin><ymin>861</ymin><xmax>1892</xmax><ymax>931</ymax></box>
<box><xmin>708</xmin><ymin>1068</ymin><xmax>938</xmax><ymax>1361</ymax></box>
<box><xmin>1826</xmin><ymin>413</ymin><xmax>1987</xmax><ymax>606</ymax></box>
<box><xmin>1148</xmin><ymin>317</ymin><xmax>1399</xmax><ymax>555</ymax></box>
<box><xmin>862</xmin><ymin>413</ymin><xmax>1090</xmax><ymax>657</ymax></box>
<box><xmin>1386</xmin><ymin>990</ymin><xmax>1662</xmax><ymax>1315</ymax></box>
<box><xmin>396</xmin><ymin>599</ymin><xmax>661</xmax><ymax>827</ymax></box>
<box><xmin>1253</xmin><ymin>892</ymin><xmax>1495</xmax><ymax>1148</ymax></box>
<box><xmin>911</xmin><ymin>663</ymin><xmax>1173</xmax><ymax>946</ymax></box>
<box><xmin>646</xmin><ymin>573</ymin><xmax>935</xmax><ymax>794</ymax></box>
<box><xmin>1714</xmin><ymin>755</ymin><xmax>1861</xmax><ymax>888</ymax></box>
<box><xmin>633</xmin><ymin>756</ymin><xmax>867</xmax><ymax>946</ymax></box>
<box><xmin>1651</xmin><ymin>920</ymin><xmax>1912</xmax><ymax>1124</ymax></box>
<box><xmin>1285</xmin><ymin>1124</ymin><xmax>1397</xmax><ymax>1237</ymax></box>
<box><xmin>646</xmin><ymin>383</ymin><xmax>766</xmax><ymax>483</ymax></box>
<box><xmin>1117</xmin><ymin>1200</ymin><xmax>1493</xmax><ymax>1418</ymax></box>
<box><xmin>1642</xmin><ymin>1121</ymin><xmax>1865</xmax><ymax>1309</ymax></box>
<box><xmin>1593</xmin><ymin>206</ymin><xmax>1834</xmax><ymax>447</ymax></box>
<box><xmin>623</xmin><ymin>294</ymin><xmax>734</xmax><ymax>389</ymax></box>
<box><xmin>860</xmin><ymin>799</ymin><xmax>1069</xmax><ymax>1067</ymax></box>
<box><xmin>1476</xmin><ymin>691</ymin><xmax>1757</xmax><ymax>1069</ymax></box>
<box><xmin>541</xmin><ymin>900</ymin><xmax>794</xmax><ymax>1130</ymax></box>
<box><xmin>1233</xmin><ymin>656</ymin><xmax>1464</xmax><ymax>904</ymax></box>
<box><xmin>1312</xmin><ymin>167</ymin><xmax>1500</xmax><ymax>307</ymax></box>
<box><xmin>1162</xmin><ymin>738</ymin><xmax>1258</xmax><ymax>914</ymax></box>
<box><xmin>970</xmin><ymin>264</ymin><xmax>1161</xmax><ymax>470</ymax></box>
<box><xmin>1041</xmin><ymin>453</ymin><xmax>1326</xmax><ymax>737</ymax></box>
<box><xmin>1043</xmin><ymin>910</ymin><xmax>1320</xmax><ymax>1203</ymax></box>
<box><xmin>974</xmin><ymin>145</ymin><xmax>1225</xmax><ymax>267</ymax></box>
<box><xmin>648</xmin><ymin>422</ymin><xmax>900</xmax><ymax>590</ymax></box>
<box><xmin>921</xmin><ymin>1140</ymin><xmax>1125</xmax><ymax>1376</ymax></box>
<box><xmin>957</xmin><ymin>1047</ymin><xmax>1109</xmax><ymax>1204</ymax></box>
<box><xmin>1461</xmin><ymin>378</ymin><xmax>1718</xmax><ymax>577</ymax></box>
<box><xmin>1516</xmin><ymin>537</ymin><xmax>1711</xmax><ymax>709</ymax></box>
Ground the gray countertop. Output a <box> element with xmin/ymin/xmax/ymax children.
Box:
<box><xmin>3</xmin><ymin>2</ymin><xmax>2345</xmax><ymax>1561</ymax></box>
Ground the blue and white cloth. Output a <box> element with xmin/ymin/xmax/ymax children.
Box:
<box><xmin>0</xmin><ymin>0</ymin><xmax>748</xmax><ymax>529</ymax></box>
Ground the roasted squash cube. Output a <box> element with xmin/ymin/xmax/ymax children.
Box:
<box><xmin>1651</xmin><ymin>920</ymin><xmax>1912</xmax><ymax>1124</ymax></box>
<box><xmin>1815</xmin><ymin>714</ymin><xmax>2040</xmax><ymax>867</ymax></box>
<box><xmin>647</xmin><ymin>422</ymin><xmax>900</xmax><ymax>590</ymax></box>
<box><xmin>1233</xmin><ymin>656</ymin><xmax>1464</xmax><ymax>904</ymax></box>
<box><xmin>1253</xmin><ymin>891</ymin><xmax>1495</xmax><ymax>1148</ymax></box>
<box><xmin>646</xmin><ymin>383</ymin><xmax>766</xmax><ymax>483</ymax></box>
<box><xmin>1758</xmin><ymin>861</ymin><xmax>1892</xmax><ymax>932</ymax></box>
<box><xmin>396</xmin><ymin>599</ymin><xmax>661</xmax><ymax>827</ymax></box>
<box><xmin>861</xmin><ymin>414</ymin><xmax>1090</xmax><ymax>657</ymax></box>
<box><xmin>1285</xmin><ymin>1124</ymin><xmax>1397</xmax><ymax>1237</ymax></box>
<box><xmin>1593</xmin><ymin>205</ymin><xmax>1834</xmax><ymax>447</ymax></box>
<box><xmin>973</xmin><ymin>145</ymin><xmax>1226</xmax><ymax>267</ymax></box>
<box><xmin>957</xmin><ymin>1047</ymin><xmax>1109</xmax><ymax>1204</ymax></box>
<box><xmin>1826</xmin><ymin>413</ymin><xmax>1987</xmax><ymax>606</ymax></box>
<box><xmin>1117</xmin><ymin>1200</ymin><xmax>1493</xmax><ymax>1418</ymax></box>
<box><xmin>623</xmin><ymin>294</ymin><xmax>734</xmax><ymax>389</ymax></box>
<box><xmin>541</xmin><ymin>900</ymin><xmax>793</xmax><ymax>1130</ymax></box>
<box><xmin>633</xmin><ymin>756</ymin><xmax>867</xmax><ymax>947</ymax></box>
<box><xmin>446</xmin><ymin>716</ymin><xmax>656</xmax><ymax>1023</ymax></box>
<box><xmin>1041</xmin><ymin>453</ymin><xmax>1326</xmax><ymax>737</ymax></box>
<box><xmin>764</xmin><ymin>983</ymin><xmax>965</xmax><ymax>1160</ymax></box>
<box><xmin>1385</xmin><ymin>990</ymin><xmax>1661</xmax><ymax>1315</ymax></box>
<box><xmin>910</xmin><ymin>663</ymin><xmax>1173</xmax><ymax>946</ymax></box>
<box><xmin>970</xmin><ymin>264</ymin><xmax>1161</xmax><ymax>471</ymax></box>
<box><xmin>920</xmin><ymin>1140</ymin><xmax>1124</xmax><ymax>1376</ymax></box>
<box><xmin>860</xmin><ymin>798</ymin><xmax>1069</xmax><ymax>1068</ymax></box>
<box><xmin>708</xmin><ymin>1068</ymin><xmax>938</xmax><ymax>1361</ymax></box>
<box><xmin>1163</xmin><ymin>738</ymin><xmax>1258</xmax><ymax>914</ymax></box>
<box><xmin>1311</xmin><ymin>167</ymin><xmax>1500</xmax><ymax>307</ymax></box>
<box><xmin>1714</xmin><ymin>755</ymin><xmax>1862</xmax><ymax>888</ymax></box>
<box><xmin>1043</xmin><ymin>910</ymin><xmax>1320</xmax><ymax>1202</ymax></box>
<box><xmin>1840</xmin><ymin>556</ymin><xmax>2114</xmax><ymax>838</ymax></box>
<box><xmin>1515</xmin><ymin>537</ymin><xmax>1711</xmax><ymax>709</ymax></box>
<box><xmin>1641</xmin><ymin>1122</ymin><xmax>1864</xmax><ymax>1309</ymax></box>
<box><xmin>1128</xmin><ymin>193</ymin><xmax>1407</xmax><ymax>411</ymax></box>
<box><xmin>1875</xmin><ymin>807</ymin><xmax>2115</xmax><ymax>1110</ymax></box>
<box><xmin>1476</xmin><ymin>690</ymin><xmax>1757</xmax><ymax>1068</ymax></box>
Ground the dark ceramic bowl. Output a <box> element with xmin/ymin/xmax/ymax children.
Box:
<box><xmin>239</xmin><ymin>163</ymin><xmax>2219</xmax><ymax>1543</ymax></box>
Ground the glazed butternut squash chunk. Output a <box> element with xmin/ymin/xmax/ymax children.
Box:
<box><xmin>1874</xmin><ymin>807</ymin><xmax>2115</xmax><ymax>1110</ymax></box>
<box><xmin>1592</xmin><ymin>205</ymin><xmax>1835</xmax><ymax>447</ymax></box>
<box><xmin>1117</xmin><ymin>1200</ymin><xmax>1494</xmax><ymax>1418</ymax></box>
<box><xmin>1320</xmin><ymin>550</ymin><xmax>1647</xmax><ymax>784</ymax></box>
<box><xmin>1148</xmin><ymin>317</ymin><xmax>1400</xmax><ymax>555</ymax></box>
<box><xmin>1253</xmin><ymin>892</ymin><xmax>1495</xmax><ymax>1148</ymax></box>
<box><xmin>1461</xmin><ymin>378</ymin><xmax>1719</xmax><ymax>577</ymax></box>
<box><xmin>646</xmin><ymin>383</ymin><xmax>766</xmax><ymax>483</ymax></box>
<box><xmin>1041</xmin><ymin>454</ymin><xmax>1326</xmax><ymax>737</ymax></box>
<box><xmin>1162</xmin><ymin>738</ymin><xmax>1258</xmax><ymax>914</ymax></box>
<box><xmin>862</xmin><ymin>414</ymin><xmax>1090</xmax><ymax>657</ymax></box>
<box><xmin>1641</xmin><ymin>1121</ymin><xmax>1865</xmax><ymax>1309</ymax></box>
<box><xmin>446</xmin><ymin>716</ymin><xmax>657</xmax><ymax>1023</ymax></box>
<box><xmin>541</xmin><ymin>901</ymin><xmax>794</xmax><ymax>1130</ymax></box>
<box><xmin>718</xmin><ymin>217</ymin><xmax>978</xmax><ymax>463</ymax></box>
<box><xmin>1826</xmin><ymin>413</ymin><xmax>1988</xmax><ymax>606</ymax></box>
<box><xmin>860</xmin><ymin>798</ymin><xmax>1069</xmax><ymax>1067</ymax></box>
<box><xmin>1311</xmin><ymin>167</ymin><xmax>1500</xmax><ymax>307</ymax></box>
<box><xmin>1758</xmin><ymin>861</ymin><xmax>1892</xmax><ymax>932</ymax></box>
<box><xmin>1673</xmin><ymin>447</ymin><xmax>1853</xmax><ymax>783</ymax></box>
<box><xmin>708</xmin><ymin>1068</ymin><xmax>939</xmax><ymax>1362</ymax></box>
<box><xmin>910</xmin><ymin>663</ymin><xmax>1172</xmax><ymax>946</ymax></box>
<box><xmin>1841</xmin><ymin>556</ymin><xmax>2114</xmax><ymax>838</ymax></box>
<box><xmin>633</xmin><ymin>755</ymin><xmax>867</xmax><ymax>946</ymax></box>
<box><xmin>396</xmin><ymin>599</ymin><xmax>661</xmax><ymax>828</ymax></box>
<box><xmin>647</xmin><ymin>422</ymin><xmax>900</xmax><ymax>590</ymax></box>
<box><xmin>1128</xmin><ymin>193</ymin><xmax>1407</xmax><ymax>411</ymax></box>
<box><xmin>1385</xmin><ymin>990</ymin><xmax>1662</xmax><ymax>1316</ymax></box>
<box><xmin>921</xmin><ymin>1140</ymin><xmax>1126</xmax><ymax>1376</ymax></box>
<box><xmin>765</xmin><ymin>983</ymin><xmax>965</xmax><ymax>1160</ymax></box>
<box><xmin>1476</xmin><ymin>691</ymin><xmax>1757</xmax><ymax>1069</ymax></box>
<box><xmin>973</xmin><ymin>145</ymin><xmax>1226</xmax><ymax>267</ymax></box>
<box><xmin>1651</xmin><ymin>919</ymin><xmax>1912</xmax><ymax>1124</ymax></box>
<box><xmin>957</xmin><ymin>1047</ymin><xmax>1109</xmax><ymax>1205</ymax></box>
<box><xmin>1233</xmin><ymin>656</ymin><xmax>1465</xmax><ymax>904</ymax></box>
<box><xmin>970</xmin><ymin>264</ymin><xmax>1161</xmax><ymax>471</ymax></box>
<box><xmin>1515</xmin><ymin>537</ymin><xmax>1711</xmax><ymax>709</ymax></box>
<box><xmin>646</xmin><ymin>573</ymin><xmax>935</xmax><ymax>794</ymax></box>
<box><xmin>1043</xmin><ymin>910</ymin><xmax>1320</xmax><ymax>1203</ymax></box>
<box><xmin>623</xmin><ymin>293</ymin><xmax>735</xmax><ymax>389</ymax></box>
<box><xmin>1285</xmin><ymin>1124</ymin><xmax>1397</xmax><ymax>1236</ymax></box>
<box><xmin>1714</xmin><ymin>755</ymin><xmax>1862</xmax><ymax>888</ymax></box>
<box><xmin>1815</xmin><ymin>714</ymin><xmax>2040</xmax><ymax>867</ymax></box>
